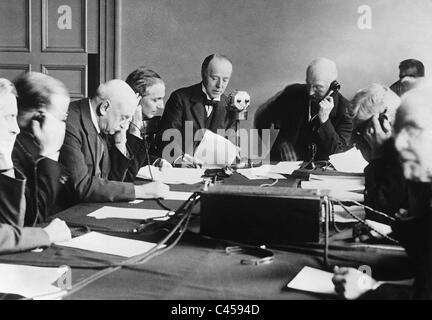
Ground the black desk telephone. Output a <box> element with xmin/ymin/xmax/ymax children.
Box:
<box><xmin>319</xmin><ymin>80</ymin><xmax>341</xmax><ymax>102</ymax></box>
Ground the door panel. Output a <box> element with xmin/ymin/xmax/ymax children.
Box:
<box><xmin>0</xmin><ymin>0</ymin><xmax>97</xmax><ymax>100</ymax></box>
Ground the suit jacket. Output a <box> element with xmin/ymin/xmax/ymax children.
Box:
<box><xmin>254</xmin><ymin>84</ymin><xmax>353</xmax><ymax>161</ymax></box>
<box><xmin>155</xmin><ymin>82</ymin><xmax>236</xmax><ymax>159</ymax></box>
<box><xmin>59</xmin><ymin>98</ymin><xmax>148</xmax><ymax>205</ymax></box>
<box><xmin>0</xmin><ymin>171</ymin><xmax>50</xmax><ymax>254</ymax></box>
<box><xmin>12</xmin><ymin>131</ymin><xmax>69</xmax><ymax>225</ymax></box>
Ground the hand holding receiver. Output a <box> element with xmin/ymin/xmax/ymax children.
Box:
<box><xmin>318</xmin><ymin>96</ymin><xmax>334</xmax><ymax>124</ymax></box>
<box><xmin>32</xmin><ymin>111</ymin><xmax>66</xmax><ymax>162</ymax></box>
<box><xmin>128</xmin><ymin>104</ymin><xmax>144</xmax><ymax>139</ymax></box>
<box><xmin>362</xmin><ymin>114</ymin><xmax>392</xmax><ymax>161</ymax></box>
<box><xmin>43</xmin><ymin>218</ymin><xmax>72</xmax><ymax>244</ymax></box>
<box><xmin>134</xmin><ymin>181</ymin><xmax>170</xmax><ymax>199</ymax></box>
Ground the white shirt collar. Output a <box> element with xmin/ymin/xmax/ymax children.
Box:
<box><xmin>89</xmin><ymin>100</ymin><xmax>101</xmax><ymax>134</ymax></box>
<box><xmin>201</xmin><ymin>83</ymin><xmax>221</xmax><ymax>102</ymax></box>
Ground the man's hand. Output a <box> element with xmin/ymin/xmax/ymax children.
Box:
<box><xmin>177</xmin><ymin>153</ymin><xmax>203</xmax><ymax>168</ymax></box>
<box><xmin>134</xmin><ymin>181</ymin><xmax>170</xmax><ymax>199</ymax></box>
<box><xmin>153</xmin><ymin>158</ymin><xmax>173</xmax><ymax>170</ymax></box>
<box><xmin>43</xmin><ymin>218</ymin><xmax>72</xmax><ymax>244</ymax></box>
<box><xmin>332</xmin><ymin>266</ymin><xmax>379</xmax><ymax>299</ymax></box>
<box><xmin>32</xmin><ymin>111</ymin><xmax>66</xmax><ymax>162</ymax></box>
<box><xmin>114</xmin><ymin>126</ymin><xmax>129</xmax><ymax>156</ymax></box>
<box><xmin>318</xmin><ymin>96</ymin><xmax>335</xmax><ymax>124</ymax></box>
<box><xmin>129</xmin><ymin>104</ymin><xmax>143</xmax><ymax>139</ymax></box>
<box><xmin>362</xmin><ymin>114</ymin><xmax>392</xmax><ymax>160</ymax></box>
<box><xmin>278</xmin><ymin>141</ymin><xmax>297</xmax><ymax>161</ymax></box>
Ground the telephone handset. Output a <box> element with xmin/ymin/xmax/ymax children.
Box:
<box><xmin>319</xmin><ymin>80</ymin><xmax>341</xmax><ymax>103</ymax></box>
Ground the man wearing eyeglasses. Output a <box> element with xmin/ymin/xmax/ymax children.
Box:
<box><xmin>254</xmin><ymin>57</ymin><xmax>352</xmax><ymax>162</ymax></box>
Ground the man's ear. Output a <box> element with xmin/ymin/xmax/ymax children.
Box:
<box><xmin>97</xmin><ymin>100</ymin><xmax>110</xmax><ymax>116</ymax></box>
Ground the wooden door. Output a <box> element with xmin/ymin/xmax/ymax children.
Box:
<box><xmin>0</xmin><ymin>0</ymin><xmax>99</xmax><ymax>100</ymax></box>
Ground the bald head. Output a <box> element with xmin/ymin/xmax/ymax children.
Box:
<box><xmin>394</xmin><ymin>86</ymin><xmax>432</xmax><ymax>182</ymax></box>
<box><xmin>306</xmin><ymin>58</ymin><xmax>338</xmax><ymax>101</ymax></box>
<box><xmin>93</xmin><ymin>79</ymin><xmax>139</xmax><ymax>135</ymax></box>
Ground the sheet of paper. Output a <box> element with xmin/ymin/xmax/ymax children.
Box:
<box><xmin>194</xmin><ymin>129</ymin><xmax>239</xmax><ymax>165</ymax></box>
<box><xmin>137</xmin><ymin>166</ymin><xmax>205</xmax><ymax>184</ymax></box>
<box><xmin>87</xmin><ymin>206</ymin><xmax>170</xmax><ymax>220</ymax></box>
<box><xmin>0</xmin><ymin>264</ymin><xmax>68</xmax><ymax>299</ymax></box>
<box><xmin>56</xmin><ymin>232</ymin><xmax>158</xmax><ymax>258</ymax></box>
<box><xmin>129</xmin><ymin>200</ymin><xmax>144</xmax><ymax>204</ymax></box>
<box><xmin>302</xmin><ymin>176</ymin><xmax>365</xmax><ymax>192</ymax></box>
<box><xmin>329</xmin><ymin>147</ymin><xmax>368</xmax><ymax>173</ymax></box>
<box><xmin>237</xmin><ymin>162</ymin><xmax>302</xmax><ymax>180</ymax></box>
<box><xmin>166</xmin><ymin>191</ymin><xmax>193</xmax><ymax>201</ymax></box>
<box><xmin>287</xmin><ymin>266</ymin><xmax>335</xmax><ymax>295</ymax></box>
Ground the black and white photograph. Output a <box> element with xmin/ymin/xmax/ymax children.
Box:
<box><xmin>1</xmin><ymin>0</ymin><xmax>432</xmax><ymax>308</ymax></box>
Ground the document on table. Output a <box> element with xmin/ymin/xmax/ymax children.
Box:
<box><xmin>302</xmin><ymin>175</ymin><xmax>365</xmax><ymax>192</ymax></box>
<box><xmin>137</xmin><ymin>166</ymin><xmax>205</xmax><ymax>184</ymax></box>
<box><xmin>237</xmin><ymin>162</ymin><xmax>302</xmax><ymax>180</ymax></box>
<box><xmin>87</xmin><ymin>207</ymin><xmax>170</xmax><ymax>220</ymax></box>
<box><xmin>287</xmin><ymin>266</ymin><xmax>336</xmax><ymax>295</ymax></box>
<box><xmin>193</xmin><ymin>129</ymin><xmax>239</xmax><ymax>165</ymax></box>
<box><xmin>329</xmin><ymin>147</ymin><xmax>368</xmax><ymax>173</ymax></box>
<box><xmin>166</xmin><ymin>191</ymin><xmax>193</xmax><ymax>201</ymax></box>
<box><xmin>328</xmin><ymin>190</ymin><xmax>364</xmax><ymax>202</ymax></box>
<box><xmin>0</xmin><ymin>264</ymin><xmax>69</xmax><ymax>299</ymax></box>
<box><xmin>56</xmin><ymin>232</ymin><xmax>159</xmax><ymax>258</ymax></box>
<box><xmin>287</xmin><ymin>266</ymin><xmax>413</xmax><ymax>295</ymax></box>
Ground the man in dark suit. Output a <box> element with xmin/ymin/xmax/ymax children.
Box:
<box><xmin>390</xmin><ymin>59</ymin><xmax>425</xmax><ymax>97</ymax></box>
<box><xmin>155</xmin><ymin>54</ymin><xmax>236</xmax><ymax>166</ymax></box>
<box><xmin>254</xmin><ymin>58</ymin><xmax>353</xmax><ymax>162</ymax></box>
<box><xmin>59</xmin><ymin>80</ymin><xmax>168</xmax><ymax>207</ymax></box>
<box><xmin>0</xmin><ymin>78</ymin><xmax>71</xmax><ymax>254</ymax></box>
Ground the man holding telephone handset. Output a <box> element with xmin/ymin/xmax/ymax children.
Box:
<box><xmin>255</xmin><ymin>57</ymin><xmax>353</xmax><ymax>162</ymax></box>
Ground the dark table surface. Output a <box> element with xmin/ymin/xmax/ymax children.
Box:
<box><xmin>0</xmin><ymin>171</ymin><xmax>411</xmax><ymax>300</ymax></box>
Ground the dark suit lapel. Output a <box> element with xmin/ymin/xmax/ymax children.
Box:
<box><xmin>79</xmin><ymin>99</ymin><xmax>99</xmax><ymax>171</ymax></box>
<box><xmin>190</xmin><ymin>86</ymin><xmax>206</xmax><ymax>130</ymax></box>
<box><xmin>208</xmin><ymin>96</ymin><xmax>226</xmax><ymax>132</ymax></box>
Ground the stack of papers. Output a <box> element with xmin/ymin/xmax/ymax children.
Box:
<box><xmin>194</xmin><ymin>129</ymin><xmax>239</xmax><ymax>165</ymax></box>
<box><xmin>329</xmin><ymin>148</ymin><xmax>368</xmax><ymax>173</ymax></box>
<box><xmin>56</xmin><ymin>232</ymin><xmax>159</xmax><ymax>258</ymax></box>
<box><xmin>0</xmin><ymin>264</ymin><xmax>69</xmax><ymax>299</ymax></box>
<box><xmin>137</xmin><ymin>166</ymin><xmax>205</xmax><ymax>184</ymax></box>
<box><xmin>88</xmin><ymin>207</ymin><xmax>171</xmax><ymax>220</ymax></box>
<box><xmin>302</xmin><ymin>175</ymin><xmax>365</xmax><ymax>192</ymax></box>
<box><xmin>237</xmin><ymin>162</ymin><xmax>302</xmax><ymax>180</ymax></box>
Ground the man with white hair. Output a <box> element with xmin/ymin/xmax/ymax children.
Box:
<box><xmin>333</xmin><ymin>85</ymin><xmax>432</xmax><ymax>299</ymax></box>
<box><xmin>59</xmin><ymin>79</ymin><xmax>169</xmax><ymax>207</ymax></box>
<box><xmin>348</xmin><ymin>84</ymin><xmax>404</xmax><ymax>224</ymax></box>
<box><xmin>255</xmin><ymin>58</ymin><xmax>352</xmax><ymax>162</ymax></box>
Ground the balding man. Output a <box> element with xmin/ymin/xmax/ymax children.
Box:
<box><xmin>59</xmin><ymin>80</ymin><xmax>168</xmax><ymax>207</ymax></box>
<box><xmin>155</xmin><ymin>54</ymin><xmax>236</xmax><ymax>166</ymax></box>
<box><xmin>255</xmin><ymin>58</ymin><xmax>352</xmax><ymax>162</ymax></box>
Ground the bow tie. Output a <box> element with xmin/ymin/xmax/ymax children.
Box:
<box><xmin>205</xmin><ymin>99</ymin><xmax>218</xmax><ymax>107</ymax></box>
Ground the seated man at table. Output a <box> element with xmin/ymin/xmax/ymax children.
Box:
<box><xmin>254</xmin><ymin>57</ymin><xmax>352</xmax><ymax>162</ymax></box>
<box><xmin>333</xmin><ymin>85</ymin><xmax>432</xmax><ymax>300</ymax></box>
<box><xmin>12</xmin><ymin>72</ymin><xmax>71</xmax><ymax>225</ymax></box>
<box><xmin>390</xmin><ymin>59</ymin><xmax>425</xmax><ymax>97</ymax></box>
<box><xmin>125</xmin><ymin>66</ymin><xmax>172</xmax><ymax>174</ymax></box>
<box><xmin>0</xmin><ymin>78</ymin><xmax>71</xmax><ymax>254</ymax></box>
<box><xmin>59</xmin><ymin>79</ymin><xmax>168</xmax><ymax>207</ymax></box>
<box><xmin>155</xmin><ymin>54</ymin><xmax>236</xmax><ymax>166</ymax></box>
<box><xmin>348</xmin><ymin>84</ymin><xmax>404</xmax><ymax>224</ymax></box>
